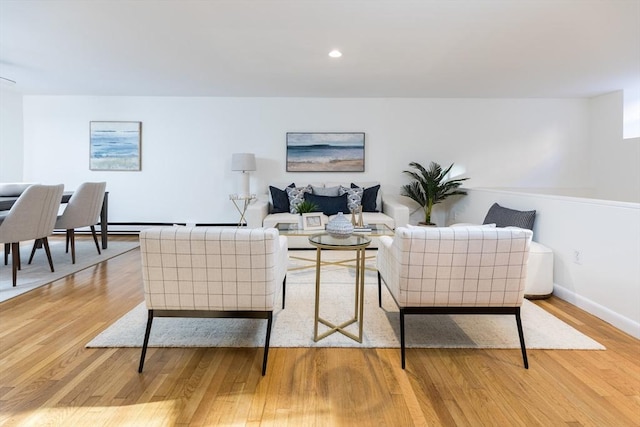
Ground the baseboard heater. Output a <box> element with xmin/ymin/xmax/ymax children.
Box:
<box><xmin>60</xmin><ymin>222</ymin><xmax>240</xmax><ymax>235</ymax></box>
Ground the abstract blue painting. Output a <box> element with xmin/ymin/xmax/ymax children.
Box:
<box><xmin>286</xmin><ymin>132</ymin><xmax>365</xmax><ymax>172</ymax></box>
<box><xmin>90</xmin><ymin>121</ymin><xmax>141</xmax><ymax>171</ymax></box>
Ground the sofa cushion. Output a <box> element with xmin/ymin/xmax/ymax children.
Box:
<box><xmin>339</xmin><ymin>185</ymin><xmax>363</xmax><ymax>212</ymax></box>
<box><xmin>304</xmin><ymin>193</ymin><xmax>349</xmax><ymax>216</ymax></box>
<box><xmin>286</xmin><ymin>185</ymin><xmax>312</xmax><ymax>213</ymax></box>
<box><xmin>483</xmin><ymin>203</ymin><xmax>536</xmax><ymax>230</ymax></box>
<box><xmin>351</xmin><ymin>183</ymin><xmax>380</xmax><ymax>212</ymax></box>
<box><xmin>311</xmin><ymin>185</ymin><xmax>341</xmax><ymax>197</ymax></box>
<box><xmin>269</xmin><ymin>183</ymin><xmax>295</xmax><ymax>214</ymax></box>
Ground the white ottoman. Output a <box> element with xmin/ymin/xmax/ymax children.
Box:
<box><xmin>525</xmin><ymin>241</ymin><xmax>554</xmax><ymax>299</ymax></box>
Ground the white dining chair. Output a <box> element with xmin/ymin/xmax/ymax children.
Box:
<box><xmin>0</xmin><ymin>184</ymin><xmax>64</xmax><ymax>286</ymax></box>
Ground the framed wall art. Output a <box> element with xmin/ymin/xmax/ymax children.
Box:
<box><xmin>286</xmin><ymin>132</ymin><xmax>365</xmax><ymax>172</ymax></box>
<box><xmin>90</xmin><ymin>121</ymin><xmax>142</xmax><ymax>171</ymax></box>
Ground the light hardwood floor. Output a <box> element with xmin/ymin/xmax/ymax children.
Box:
<box><xmin>0</xmin><ymin>235</ymin><xmax>639</xmax><ymax>426</ymax></box>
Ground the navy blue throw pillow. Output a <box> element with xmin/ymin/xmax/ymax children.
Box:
<box><xmin>351</xmin><ymin>183</ymin><xmax>380</xmax><ymax>212</ymax></box>
<box><xmin>304</xmin><ymin>193</ymin><xmax>349</xmax><ymax>216</ymax></box>
<box><xmin>269</xmin><ymin>183</ymin><xmax>295</xmax><ymax>214</ymax></box>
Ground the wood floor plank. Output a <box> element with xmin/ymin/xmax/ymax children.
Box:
<box><xmin>1</xmin><ymin>235</ymin><xmax>639</xmax><ymax>426</ymax></box>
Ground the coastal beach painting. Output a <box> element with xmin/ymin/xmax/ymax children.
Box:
<box><xmin>286</xmin><ymin>132</ymin><xmax>365</xmax><ymax>172</ymax></box>
<box><xmin>90</xmin><ymin>121</ymin><xmax>141</xmax><ymax>171</ymax></box>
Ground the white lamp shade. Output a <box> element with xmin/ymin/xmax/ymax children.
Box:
<box><xmin>231</xmin><ymin>153</ymin><xmax>256</xmax><ymax>172</ymax></box>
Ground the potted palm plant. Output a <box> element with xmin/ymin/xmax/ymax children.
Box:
<box><xmin>401</xmin><ymin>161</ymin><xmax>469</xmax><ymax>226</ymax></box>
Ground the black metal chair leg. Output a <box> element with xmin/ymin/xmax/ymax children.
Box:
<box><xmin>378</xmin><ymin>272</ymin><xmax>382</xmax><ymax>307</ymax></box>
<box><xmin>262</xmin><ymin>312</ymin><xmax>273</xmax><ymax>376</ymax></box>
<box><xmin>515</xmin><ymin>308</ymin><xmax>529</xmax><ymax>369</ymax></box>
<box><xmin>400</xmin><ymin>308</ymin><xmax>406</xmax><ymax>369</ymax></box>
<box><xmin>282</xmin><ymin>277</ymin><xmax>286</xmax><ymax>309</ymax></box>
<box><xmin>138</xmin><ymin>310</ymin><xmax>155</xmax><ymax>373</ymax></box>
<box><xmin>90</xmin><ymin>225</ymin><xmax>101</xmax><ymax>254</ymax></box>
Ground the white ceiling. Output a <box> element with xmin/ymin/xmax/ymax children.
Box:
<box><xmin>1</xmin><ymin>0</ymin><xmax>638</xmax><ymax>98</ymax></box>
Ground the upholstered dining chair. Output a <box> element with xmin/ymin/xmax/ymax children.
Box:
<box><xmin>377</xmin><ymin>225</ymin><xmax>533</xmax><ymax>369</ymax></box>
<box><xmin>0</xmin><ymin>184</ymin><xmax>64</xmax><ymax>286</ymax></box>
<box><xmin>39</xmin><ymin>182</ymin><xmax>107</xmax><ymax>264</ymax></box>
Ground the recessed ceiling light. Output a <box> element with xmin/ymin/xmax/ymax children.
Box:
<box><xmin>328</xmin><ymin>50</ymin><xmax>342</xmax><ymax>58</ymax></box>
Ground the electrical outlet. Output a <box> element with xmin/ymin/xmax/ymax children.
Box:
<box><xmin>573</xmin><ymin>249</ymin><xmax>582</xmax><ymax>265</ymax></box>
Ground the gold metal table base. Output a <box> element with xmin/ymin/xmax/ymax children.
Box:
<box><xmin>312</xmin><ymin>244</ymin><xmax>368</xmax><ymax>343</ymax></box>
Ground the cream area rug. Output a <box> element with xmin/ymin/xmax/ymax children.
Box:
<box><xmin>87</xmin><ymin>250</ymin><xmax>604</xmax><ymax>350</ymax></box>
<box><xmin>0</xmin><ymin>239</ymin><xmax>140</xmax><ymax>302</ymax></box>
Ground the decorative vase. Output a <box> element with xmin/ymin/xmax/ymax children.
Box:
<box><xmin>326</xmin><ymin>212</ymin><xmax>354</xmax><ymax>238</ymax></box>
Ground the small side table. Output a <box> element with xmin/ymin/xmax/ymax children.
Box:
<box><xmin>229</xmin><ymin>194</ymin><xmax>256</xmax><ymax>227</ymax></box>
<box><xmin>308</xmin><ymin>233</ymin><xmax>372</xmax><ymax>343</ymax></box>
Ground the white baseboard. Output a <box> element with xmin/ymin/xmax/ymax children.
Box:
<box><xmin>553</xmin><ymin>284</ymin><xmax>640</xmax><ymax>339</ymax></box>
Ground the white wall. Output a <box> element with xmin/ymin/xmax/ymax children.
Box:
<box><xmin>0</xmin><ymin>86</ymin><xmax>24</xmax><ymax>181</ymax></box>
<box><xmin>590</xmin><ymin>91</ymin><xmax>640</xmax><ymax>203</ymax></box>
<box><xmin>22</xmin><ymin>96</ymin><xmax>590</xmax><ymax>223</ymax></box>
<box><xmin>450</xmin><ymin>188</ymin><xmax>640</xmax><ymax>339</ymax></box>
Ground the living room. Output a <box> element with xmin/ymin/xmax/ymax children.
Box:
<box><xmin>1</xmin><ymin>1</ymin><xmax>639</xmax><ymax>425</ymax></box>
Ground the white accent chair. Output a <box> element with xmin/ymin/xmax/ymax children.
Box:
<box><xmin>50</xmin><ymin>182</ymin><xmax>106</xmax><ymax>264</ymax></box>
<box><xmin>0</xmin><ymin>184</ymin><xmax>64</xmax><ymax>286</ymax></box>
<box><xmin>138</xmin><ymin>226</ymin><xmax>289</xmax><ymax>375</ymax></box>
<box><xmin>377</xmin><ymin>226</ymin><xmax>533</xmax><ymax>369</ymax></box>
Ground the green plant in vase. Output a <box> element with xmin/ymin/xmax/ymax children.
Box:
<box><xmin>401</xmin><ymin>161</ymin><xmax>469</xmax><ymax>226</ymax></box>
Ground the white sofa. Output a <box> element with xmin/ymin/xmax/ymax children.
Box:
<box><xmin>246</xmin><ymin>182</ymin><xmax>410</xmax><ymax>248</ymax></box>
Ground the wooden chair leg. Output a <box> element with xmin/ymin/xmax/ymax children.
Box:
<box><xmin>4</xmin><ymin>243</ymin><xmax>9</xmax><ymax>266</ymax></box>
<box><xmin>28</xmin><ymin>239</ymin><xmax>40</xmax><ymax>264</ymax></box>
<box><xmin>262</xmin><ymin>312</ymin><xmax>273</xmax><ymax>376</ymax></box>
<box><xmin>42</xmin><ymin>237</ymin><xmax>55</xmax><ymax>272</ymax></box>
<box><xmin>515</xmin><ymin>308</ymin><xmax>529</xmax><ymax>369</ymax></box>
<box><xmin>138</xmin><ymin>310</ymin><xmax>155</xmax><ymax>373</ymax></box>
<box><xmin>68</xmin><ymin>230</ymin><xmax>76</xmax><ymax>264</ymax></box>
<box><xmin>11</xmin><ymin>242</ymin><xmax>20</xmax><ymax>286</ymax></box>
<box><xmin>90</xmin><ymin>225</ymin><xmax>101</xmax><ymax>255</ymax></box>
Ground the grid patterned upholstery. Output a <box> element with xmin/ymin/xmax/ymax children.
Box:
<box><xmin>139</xmin><ymin>226</ymin><xmax>288</xmax><ymax>311</ymax></box>
<box><xmin>377</xmin><ymin>226</ymin><xmax>533</xmax><ymax>308</ymax></box>
<box><xmin>377</xmin><ymin>225</ymin><xmax>533</xmax><ymax>369</ymax></box>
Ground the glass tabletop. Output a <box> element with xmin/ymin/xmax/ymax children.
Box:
<box><xmin>308</xmin><ymin>233</ymin><xmax>372</xmax><ymax>248</ymax></box>
<box><xmin>275</xmin><ymin>222</ymin><xmax>393</xmax><ymax>237</ymax></box>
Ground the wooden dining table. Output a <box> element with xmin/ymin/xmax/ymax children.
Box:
<box><xmin>0</xmin><ymin>191</ymin><xmax>109</xmax><ymax>249</ymax></box>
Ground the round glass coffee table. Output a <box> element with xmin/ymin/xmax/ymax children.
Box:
<box><xmin>308</xmin><ymin>233</ymin><xmax>372</xmax><ymax>343</ymax></box>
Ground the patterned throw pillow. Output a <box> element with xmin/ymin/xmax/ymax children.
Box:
<box><xmin>286</xmin><ymin>185</ymin><xmax>312</xmax><ymax>213</ymax></box>
<box><xmin>339</xmin><ymin>185</ymin><xmax>363</xmax><ymax>212</ymax></box>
